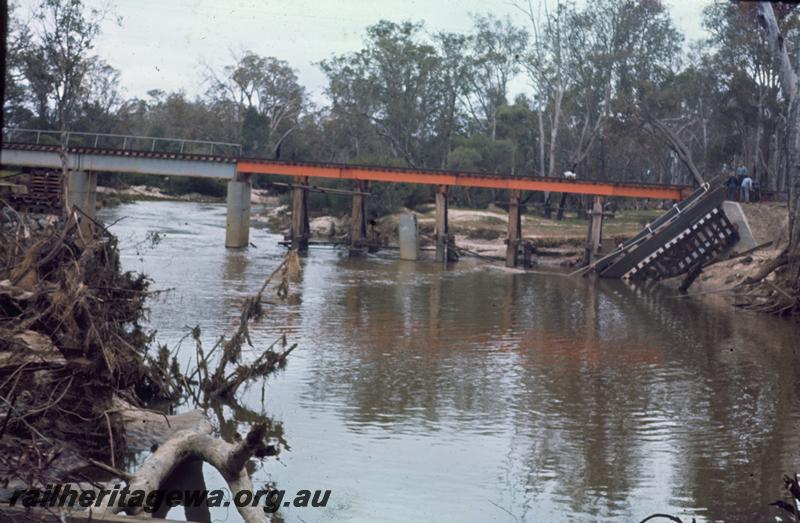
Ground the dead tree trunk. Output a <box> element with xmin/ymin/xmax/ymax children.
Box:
<box><xmin>749</xmin><ymin>4</ymin><xmax>800</xmax><ymax>313</ymax></box>
<box><xmin>94</xmin><ymin>420</ymin><xmax>274</xmax><ymax>523</ymax></box>
<box><xmin>640</xmin><ymin>116</ymin><xmax>704</xmax><ymax>187</ymax></box>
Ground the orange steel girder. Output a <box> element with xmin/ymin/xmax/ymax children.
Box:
<box><xmin>236</xmin><ymin>160</ymin><xmax>691</xmax><ymax>200</ymax></box>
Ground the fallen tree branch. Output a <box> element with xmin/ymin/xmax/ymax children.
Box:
<box><xmin>742</xmin><ymin>251</ymin><xmax>788</xmax><ymax>285</ymax></box>
<box><xmin>93</xmin><ymin>423</ymin><xmax>275</xmax><ymax>523</ymax></box>
<box><xmin>701</xmin><ymin>241</ymin><xmax>773</xmax><ymax>269</ymax></box>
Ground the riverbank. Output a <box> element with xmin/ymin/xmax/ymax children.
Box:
<box><xmin>661</xmin><ymin>201</ymin><xmax>788</xmax><ymax>298</ymax></box>
<box><xmin>97</xmin><ymin>184</ymin><xmax>223</xmax><ymax>205</ymax></box>
<box><xmin>96</xmin><ymin>185</ymin><xmax>278</xmax><ymax>208</ymax></box>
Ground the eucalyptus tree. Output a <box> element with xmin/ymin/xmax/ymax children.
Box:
<box><xmin>432</xmin><ymin>31</ymin><xmax>472</xmax><ymax>168</ymax></box>
<box><xmin>752</xmin><ymin>3</ymin><xmax>800</xmax><ymax>314</ymax></box>
<box><xmin>3</xmin><ymin>1</ymin><xmax>34</xmax><ymax>127</ymax></box>
<box><xmin>320</xmin><ymin>20</ymin><xmax>445</xmax><ymax>168</ymax></box>
<box><xmin>463</xmin><ymin>15</ymin><xmax>528</xmax><ymax>141</ymax></box>
<box><xmin>17</xmin><ymin>0</ymin><xmax>119</xmax><ymax>213</ymax></box>
<box><xmin>206</xmin><ymin>52</ymin><xmax>306</xmax><ymax>157</ymax></box>
<box><xmin>515</xmin><ymin>0</ymin><xmax>571</xmax><ymax>180</ymax></box>
<box><xmin>69</xmin><ymin>60</ymin><xmax>126</xmax><ymax>133</ymax></box>
<box><xmin>583</xmin><ymin>0</ymin><xmax>684</xmax><ymax>185</ymax></box>
<box><xmin>703</xmin><ymin>3</ymin><xmax>800</xmax><ymax>194</ymax></box>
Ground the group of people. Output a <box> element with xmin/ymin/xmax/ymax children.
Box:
<box><xmin>726</xmin><ymin>166</ymin><xmax>755</xmax><ymax>203</ymax></box>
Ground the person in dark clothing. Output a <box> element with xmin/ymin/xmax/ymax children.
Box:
<box><xmin>726</xmin><ymin>173</ymin><xmax>739</xmax><ymax>201</ymax></box>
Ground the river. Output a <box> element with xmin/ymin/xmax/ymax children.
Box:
<box><xmin>99</xmin><ymin>200</ymin><xmax>800</xmax><ymax>522</ymax></box>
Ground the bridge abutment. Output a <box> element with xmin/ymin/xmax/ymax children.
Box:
<box><xmin>225</xmin><ymin>175</ymin><xmax>251</xmax><ymax>248</ymax></box>
<box><xmin>66</xmin><ymin>170</ymin><xmax>97</xmax><ymax>219</ymax></box>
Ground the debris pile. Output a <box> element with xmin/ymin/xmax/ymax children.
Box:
<box><xmin>0</xmin><ymin>210</ymin><xmax>160</xmax><ymax>482</ymax></box>
<box><xmin>0</xmin><ymin>206</ymin><xmax>297</xmax><ymax>522</ymax></box>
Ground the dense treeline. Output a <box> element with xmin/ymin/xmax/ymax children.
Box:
<box><xmin>3</xmin><ymin>0</ymin><xmax>799</xmax><ymax>212</ymax></box>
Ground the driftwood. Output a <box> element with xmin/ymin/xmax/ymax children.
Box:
<box><xmin>769</xmin><ymin>474</ymin><xmax>800</xmax><ymax>519</ymax></box>
<box><xmin>90</xmin><ymin>252</ymin><xmax>300</xmax><ymax>522</ymax></box>
<box><xmin>111</xmin><ymin>398</ymin><xmax>212</xmax><ymax>452</ymax></box>
<box><xmin>89</xmin><ymin>252</ymin><xmax>301</xmax><ymax>522</ymax></box>
<box><xmin>0</xmin><ymin>210</ymin><xmax>155</xmax><ymax>483</ymax></box>
<box><xmin>92</xmin><ymin>420</ymin><xmax>276</xmax><ymax>523</ymax></box>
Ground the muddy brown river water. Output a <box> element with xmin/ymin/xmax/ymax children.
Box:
<box><xmin>100</xmin><ymin>200</ymin><xmax>800</xmax><ymax>522</ymax></box>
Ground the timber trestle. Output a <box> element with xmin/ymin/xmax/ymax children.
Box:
<box><xmin>592</xmin><ymin>185</ymin><xmax>739</xmax><ymax>280</ymax></box>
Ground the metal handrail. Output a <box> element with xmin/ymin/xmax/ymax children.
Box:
<box><xmin>1</xmin><ymin>127</ymin><xmax>242</xmax><ymax>157</ymax></box>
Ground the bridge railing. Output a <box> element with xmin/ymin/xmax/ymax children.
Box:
<box><xmin>2</xmin><ymin>128</ymin><xmax>242</xmax><ymax>157</ymax></box>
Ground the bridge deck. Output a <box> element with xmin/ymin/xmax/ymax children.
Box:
<box><xmin>237</xmin><ymin>159</ymin><xmax>691</xmax><ymax>200</ymax></box>
<box><xmin>1</xmin><ymin>142</ymin><xmax>692</xmax><ymax>200</ymax></box>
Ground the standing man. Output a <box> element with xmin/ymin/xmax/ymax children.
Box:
<box><xmin>725</xmin><ymin>170</ymin><xmax>739</xmax><ymax>201</ymax></box>
<box><xmin>740</xmin><ymin>173</ymin><xmax>754</xmax><ymax>203</ymax></box>
<box><xmin>735</xmin><ymin>165</ymin><xmax>748</xmax><ymax>201</ymax></box>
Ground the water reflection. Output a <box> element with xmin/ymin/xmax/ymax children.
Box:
<box><xmin>100</xmin><ymin>201</ymin><xmax>800</xmax><ymax>522</ymax></box>
<box><xmin>290</xmin><ymin>256</ymin><xmax>799</xmax><ymax>520</ymax></box>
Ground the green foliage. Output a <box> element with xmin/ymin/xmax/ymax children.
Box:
<box><xmin>448</xmin><ymin>135</ymin><xmax>514</xmax><ymax>174</ymax></box>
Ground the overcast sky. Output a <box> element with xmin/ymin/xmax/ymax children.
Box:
<box><xmin>19</xmin><ymin>0</ymin><xmax>710</xmax><ymax>104</ymax></box>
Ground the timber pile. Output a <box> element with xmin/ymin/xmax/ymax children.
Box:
<box><xmin>0</xmin><ymin>205</ymin><xmax>297</xmax><ymax>522</ymax></box>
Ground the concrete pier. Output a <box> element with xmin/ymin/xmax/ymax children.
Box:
<box><xmin>584</xmin><ymin>196</ymin><xmax>604</xmax><ymax>264</ymax></box>
<box><xmin>66</xmin><ymin>170</ymin><xmax>97</xmax><ymax>219</ymax></box>
<box><xmin>721</xmin><ymin>201</ymin><xmax>757</xmax><ymax>253</ymax></box>
<box><xmin>225</xmin><ymin>175</ymin><xmax>251</xmax><ymax>248</ymax></box>
<box><xmin>399</xmin><ymin>213</ymin><xmax>418</xmax><ymax>261</ymax></box>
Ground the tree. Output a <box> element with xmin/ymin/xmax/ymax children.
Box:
<box><xmin>516</xmin><ymin>1</ymin><xmax>570</xmax><ymax>180</ymax></box>
<box><xmin>703</xmin><ymin>2</ymin><xmax>792</xmax><ymax>193</ymax></box>
<box><xmin>206</xmin><ymin>52</ymin><xmax>306</xmax><ymax>157</ymax></box>
<box><xmin>24</xmin><ymin>0</ymin><xmax>116</xmax><ymax>214</ymax></box>
<box><xmin>432</xmin><ymin>31</ymin><xmax>472</xmax><ymax>168</ymax></box>
<box><xmin>320</xmin><ymin>20</ymin><xmax>445</xmax><ymax>168</ymax></box>
<box><xmin>3</xmin><ymin>1</ymin><xmax>33</xmax><ymax>127</ymax></box>
<box><xmin>749</xmin><ymin>3</ymin><xmax>800</xmax><ymax>314</ymax></box>
<box><xmin>463</xmin><ymin>15</ymin><xmax>528</xmax><ymax>141</ymax></box>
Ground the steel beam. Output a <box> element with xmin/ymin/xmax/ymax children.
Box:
<box><xmin>237</xmin><ymin>160</ymin><xmax>690</xmax><ymax>200</ymax></box>
<box><xmin>1</xmin><ymin>148</ymin><xmax>235</xmax><ymax>179</ymax></box>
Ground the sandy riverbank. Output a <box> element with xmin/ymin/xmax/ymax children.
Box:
<box><xmin>661</xmin><ymin>201</ymin><xmax>788</xmax><ymax>298</ymax></box>
<box><xmin>96</xmin><ymin>185</ymin><xmax>278</xmax><ymax>206</ymax></box>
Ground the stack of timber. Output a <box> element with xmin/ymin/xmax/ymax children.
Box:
<box><xmin>8</xmin><ymin>171</ymin><xmax>62</xmax><ymax>213</ymax></box>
